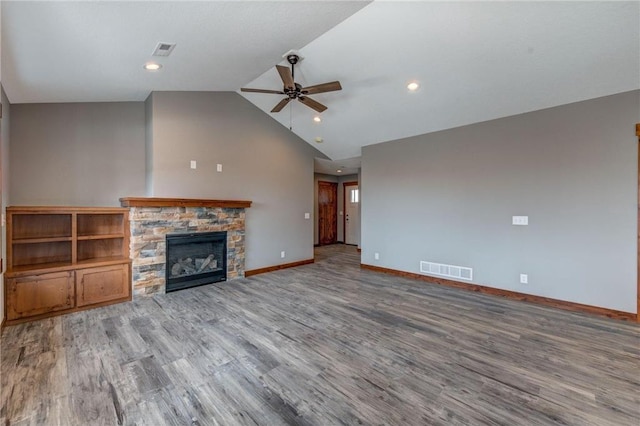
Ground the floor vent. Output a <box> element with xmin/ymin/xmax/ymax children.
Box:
<box><xmin>419</xmin><ymin>261</ymin><xmax>473</xmax><ymax>281</ymax></box>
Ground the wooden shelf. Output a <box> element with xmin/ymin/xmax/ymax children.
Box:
<box><xmin>78</xmin><ymin>238</ymin><xmax>125</xmax><ymax>262</ymax></box>
<box><xmin>77</xmin><ymin>213</ymin><xmax>125</xmax><ymax>237</ymax></box>
<box><xmin>5</xmin><ymin>206</ymin><xmax>132</xmax><ymax>323</ymax></box>
<box><xmin>11</xmin><ymin>241</ymin><xmax>72</xmax><ymax>267</ymax></box>
<box><xmin>7</xmin><ymin>206</ymin><xmax>130</xmax><ymax>270</ymax></box>
<box><xmin>77</xmin><ymin>234</ymin><xmax>124</xmax><ymax>241</ymax></box>
<box><xmin>12</xmin><ymin>213</ymin><xmax>71</xmax><ymax>240</ymax></box>
<box><xmin>76</xmin><ymin>256</ymin><xmax>131</xmax><ymax>267</ymax></box>
<box><xmin>13</xmin><ymin>236</ymin><xmax>73</xmax><ymax>244</ymax></box>
<box><xmin>6</xmin><ymin>257</ymin><xmax>131</xmax><ymax>278</ymax></box>
<box><xmin>7</xmin><ymin>206</ymin><xmax>128</xmax><ymax>213</ymax></box>
<box><xmin>7</xmin><ymin>262</ymin><xmax>74</xmax><ymax>276</ymax></box>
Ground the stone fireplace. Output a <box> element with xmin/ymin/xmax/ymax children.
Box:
<box><xmin>120</xmin><ymin>197</ymin><xmax>251</xmax><ymax>296</ymax></box>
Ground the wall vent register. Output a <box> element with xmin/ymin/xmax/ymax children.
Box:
<box><xmin>420</xmin><ymin>261</ymin><xmax>473</xmax><ymax>281</ymax></box>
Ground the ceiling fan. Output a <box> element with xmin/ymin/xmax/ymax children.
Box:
<box><xmin>241</xmin><ymin>54</ymin><xmax>342</xmax><ymax>113</ymax></box>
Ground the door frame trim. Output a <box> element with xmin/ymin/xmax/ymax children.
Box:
<box><xmin>636</xmin><ymin>123</ymin><xmax>640</xmax><ymax>323</ymax></box>
<box><xmin>343</xmin><ymin>181</ymin><xmax>359</xmax><ymax>245</ymax></box>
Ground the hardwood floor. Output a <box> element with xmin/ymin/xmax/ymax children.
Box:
<box><xmin>1</xmin><ymin>244</ymin><xmax>639</xmax><ymax>425</ymax></box>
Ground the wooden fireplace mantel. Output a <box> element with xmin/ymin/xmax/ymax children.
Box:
<box><xmin>119</xmin><ymin>197</ymin><xmax>252</xmax><ymax>209</ymax></box>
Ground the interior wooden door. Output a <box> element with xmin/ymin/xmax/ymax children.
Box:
<box><xmin>318</xmin><ymin>181</ymin><xmax>338</xmax><ymax>245</ymax></box>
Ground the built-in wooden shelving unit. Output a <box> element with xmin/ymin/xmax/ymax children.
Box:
<box><xmin>4</xmin><ymin>206</ymin><xmax>132</xmax><ymax>325</ymax></box>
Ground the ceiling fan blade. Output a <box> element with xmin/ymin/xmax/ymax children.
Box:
<box><xmin>271</xmin><ymin>97</ymin><xmax>292</xmax><ymax>113</ymax></box>
<box><xmin>276</xmin><ymin>65</ymin><xmax>295</xmax><ymax>90</ymax></box>
<box><xmin>298</xmin><ymin>96</ymin><xmax>327</xmax><ymax>113</ymax></box>
<box><xmin>301</xmin><ymin>81</ymin><xmax>342</xmax><ymax>95</ymax></box>
<box><xmin>241</xmin><ymin>88</ymin><xmax>285</xmax><ymax>94</ymax></box>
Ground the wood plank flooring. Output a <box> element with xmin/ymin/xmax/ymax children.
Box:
<box><xmin>1</xmin><ymin>244</ymin><xmax>639</xmax><ymax>425</ymax></box>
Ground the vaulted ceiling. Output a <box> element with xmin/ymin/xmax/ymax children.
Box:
<box><xmin>2</xmin><ymin>1</ymin><xmax>638</xmax><ymax>166</ymax></box>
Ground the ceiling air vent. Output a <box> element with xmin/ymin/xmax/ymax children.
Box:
<box><xmin>152</xmin><ymin>43</ymin><xmax>176</xmax><ymax>57</ymax></box>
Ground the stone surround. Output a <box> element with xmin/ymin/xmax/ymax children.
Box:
<box><xmin>127</xmin><ymin>206</ymin><xmax>247</xmax><ymax>296</ymax></box>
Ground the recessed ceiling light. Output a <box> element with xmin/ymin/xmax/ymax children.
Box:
<box><xmin>313</xmin><ymin>116</ymin><xmax>322</xmax><ymax>123</ymax></box>
<box><xmin>407</xmin><ymin>82</ymin><xmax>419</xmax><ymax>91</ymax></box>
<box><xmin>144</xmin><ymin>63</ymin><xmax>162</xmax><ymax>71</ymax></box>
<box><xmin>337</xmin><ymin>169</ymin><xmax>342</xmax><ymax>173</ymax></box>
<box><xmin>315</xmin><ymin>137</ymin><xmax>323</xmax><ymax>143</ymax></box>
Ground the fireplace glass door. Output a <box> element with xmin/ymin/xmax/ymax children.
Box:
<box><xmin>166</xmin><ymin>231</ymin><xmax>227</xmax><ymax>292</ymax></box>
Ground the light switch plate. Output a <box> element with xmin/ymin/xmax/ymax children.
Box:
<box><xmin>190</xmin><ymin>160</ymin><xmax>197</xmax><ymax>169</ymax></box>
<box><xmin>304</xmin><ymin>213</ymin><xmax>310</xmax><ymax>219</ymax></box>
<box><xmin>216</xmin><ymin>164</ymin><xmax>223</xmax><ymax>172</ymax></box>
<box><xmin>512</xmin><ymin>216</ymin><xmax>528</xmax><ymax>225</ymax></box>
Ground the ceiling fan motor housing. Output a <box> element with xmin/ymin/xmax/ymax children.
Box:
<box><xmin>286</xmin><ymin>83</ymin><xmax>303</xmax><ymax>98</ymax></box>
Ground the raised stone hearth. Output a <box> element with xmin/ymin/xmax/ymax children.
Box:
<box><xmin>120</xmin><ymin>198</ymin><xmax>251</xmax><ymax>296</ymax></box>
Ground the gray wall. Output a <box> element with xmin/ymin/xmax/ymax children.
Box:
<box><xmin>148</xmin><ymin>92</ymin><xmax>321</xmax><ymax>270</ymax></box>
<box><xmin>1</xmin><ymin>86</ymin><xmax>10</xmax><ymax>323</ymax></box>
<box><xmin>144</xmin><ymin>94</ymin><xmax>154</xmax><ymax>197</ymax></box>
<box><xmin>10</xmin><ymin>102</ymin><xmax>146</xmax><ymax>206</ymax></box>
<box><xmin>362</xmin><ymin>90</ymin><xmax>639</xmax><ymax>313</ymax></box>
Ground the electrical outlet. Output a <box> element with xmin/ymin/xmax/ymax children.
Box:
<box><xmin>374</xmin><ymin>252</ymin><xmax>380</xmax><ymax>260</ymax></box>
<box><xmin>216</xmin><ymin>164</ymin><xmax>223</xmax><ymax>172</ymax></box>
<box><xmin>520</xmin><ymin>274</ymin><xmax>528</xmax><ymax>284</ymax></box>
<box><xmin>281</xmin><ymin>251</ymin><xmax>286</xmax><ymax>258</ymax></box>
<box><xmin>304</xmin><ymin>213</ymin><xmax>310</xmax><ymax>219</ymax></box>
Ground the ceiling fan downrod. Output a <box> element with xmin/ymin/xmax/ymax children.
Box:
<box><xmin>287</xmin><ymin>54</ymin><xmax>299</xmax><ymax>81</ymax></box>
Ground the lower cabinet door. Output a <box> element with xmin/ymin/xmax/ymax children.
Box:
<box><xmin>76</xmin><ymin>264</ymin><xmax>130</xmax><ymax>307</ymax></box>
<box><xmin>7</xmin><ymin>272</ymin><xmax>75</xmax><ymax>320</ymax></box>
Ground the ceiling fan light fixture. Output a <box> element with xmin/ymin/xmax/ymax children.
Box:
<box><xmin>337</xmin><ymin>169</ymin><xmax>343</xmax><ymax>173</ymax></box>
<box><xmin>315</xmin><ymin>137</ymin><xmax>324</xmax><ymax>143</ymax></box>
<box><xmin>407</xmin><ymin>81</ymin><xmax>420</xmax><ymax>91</ymax></box>
<box><xmin>144</xmin><ymin>62</ymin><xmax>162</xmax><ymax>71</ymax></box>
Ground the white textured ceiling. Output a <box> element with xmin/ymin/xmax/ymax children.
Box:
<box><xmin>241</xmin><ymin>1</ymin><xmax>640</xmax><ymax>160</ymax></box>
<box><xmin>1</xmin><ymin>1</ymin><xmax>369</xmax><ymax>102</ymax></box>
<box><xmin>314</xmin><ymin>157</ymin><xmax>361</xmax><ymax>176</ymax></box>
<box><xmin>2</xmin><ymin>1</ymin><xmax>639</xmax><ymax>166</ymax></box>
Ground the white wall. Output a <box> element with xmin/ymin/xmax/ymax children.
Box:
<box><xmin>362</xmin><ymin>91</ymin><xmax>639</xmax><ymax>313</ymax></box>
